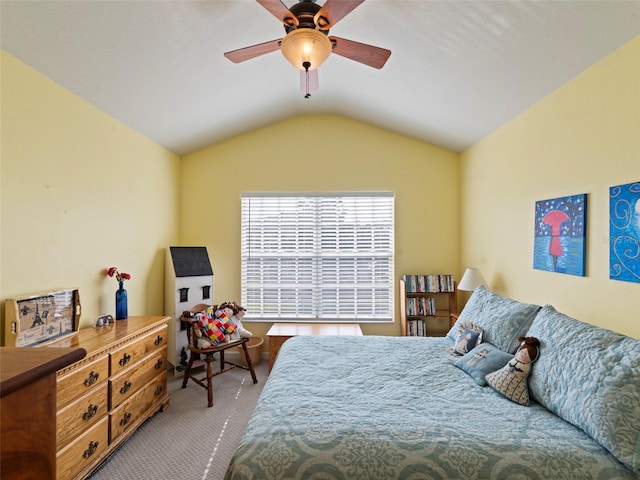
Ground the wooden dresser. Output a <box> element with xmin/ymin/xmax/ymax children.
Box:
<box><xmin>1</xmin><ymin>347</ymin><xmax>86</xmax><ymax>479</ymax></box>
<box><xmin>45</xmin><ymin>316</ymin><xmax>171</xmax><ymax>479</ymax></box>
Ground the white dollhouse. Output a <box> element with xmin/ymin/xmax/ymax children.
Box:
<box><xmin>164</xmin><ymin>246</ymin><xmax>214</xmax><ymax>369</ymax></box>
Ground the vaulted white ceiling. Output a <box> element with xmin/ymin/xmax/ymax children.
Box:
<box><xmin>2</xmin><ymin>0</ymin><xmax>639</xmax><ymax>156</ymax></box>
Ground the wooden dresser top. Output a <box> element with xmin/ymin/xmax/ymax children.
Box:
<box><xmin>44</xmin><ymin>316</ymin><xmax>170</xmax><ymax>357</ymax></box>
<box><xmin>0</xmin><ymin>347</ymin><xmax>86</xmax><ymax>397</ymax></box>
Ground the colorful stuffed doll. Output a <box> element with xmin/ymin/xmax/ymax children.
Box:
<box><xmin>219</xmin><ymin>301</ymin><xmax>252</xmax><ymax>339</ymax></box>
<box><xmin>194</xmin><ymin>312</ymin><xmax>225</xmax><ymax>346</ymax></box>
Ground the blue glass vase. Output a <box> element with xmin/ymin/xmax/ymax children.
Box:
<box><xmin>115</xmin><ymin>281</ymin><xmax>128</xmax><ymax>320</ymax></box>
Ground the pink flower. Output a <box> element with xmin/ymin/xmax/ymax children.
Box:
<box><xmin>106</xmin><ymin>267</ymin><xmax>131</xmax><ymax>283</ymax></box>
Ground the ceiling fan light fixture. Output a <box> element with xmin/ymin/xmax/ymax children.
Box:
<box><xmin>281</xmin><ymin>28</ymin><xmax>332</xmax><ymax>71</ymax></box>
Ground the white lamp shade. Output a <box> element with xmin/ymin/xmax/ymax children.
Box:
<box><xmin>281</xmin><ymin>29</ymin><xmax>332</xmax><ymax>71</ymax></box>
<box><xmin>458</xmin><ymin>268</ymin><xmax>487</xmax><ymax>291</ymax></box>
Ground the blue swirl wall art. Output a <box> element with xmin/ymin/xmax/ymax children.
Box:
<box><xmin>610</xmin><ymin>181</ymin><xmax>640</xmax><ymax>283</ymax></box>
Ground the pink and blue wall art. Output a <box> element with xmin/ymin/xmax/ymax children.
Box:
<box><xmin>534</xmin><ymin>194</ymin><xmax>587</xmax><ymax>276</ymax></box>
<box><xmin>610</xmin><ymin>181</ymin><xmax>640</xmax><ymax>284</ymax></box>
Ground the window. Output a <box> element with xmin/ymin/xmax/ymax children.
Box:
<box><xmin>241</xmin><ymin>192</ymin><xmax>394</xmax><ymax>322</ymax></box>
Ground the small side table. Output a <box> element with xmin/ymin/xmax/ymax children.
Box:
<box><xmin>266</xmin><ymin>323</ymin><xmax>363</xmax><ymax>371</ymax></box>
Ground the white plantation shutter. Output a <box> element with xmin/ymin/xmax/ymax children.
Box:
<box><xmin>241</xmin><ymin>192</ymin><xmax>394</xmax><ymax>321</ymax></box>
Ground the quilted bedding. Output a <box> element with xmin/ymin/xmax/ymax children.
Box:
<box><xmin>224</xmin><ymin>334</ymin><xmax>635</xmax><ymax>480</ymax></box>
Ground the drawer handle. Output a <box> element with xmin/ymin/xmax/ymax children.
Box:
<box><xmin>119</xmin><ymin>353</ymin><xmax>131</xmax><ymax>366</ymax></box>
<box><xmin>82</xmin><ymin>441</ymin><xmax>99</xmax><ymax>458</ymax></box>
<box><xmin>120</xmin><ymin>380</ymin><xmax>132</xmax><ymax>394</ymax></box>
<box><xmin>82</xmin><ymin>404</ymin><xmax>99</xmax><ymax>420</ymax></box>
<box><xmin>154</xmin><ymin>359</ymin><xmax>164</xmax><ymax>370</ymax></box>
<box><xmin>154</xmin><ymin>335</ymin><xmax>163</xmax><ymax>346</ymax></box>
<box><xmin>119</xmin><ymin>412</ymin><xmax>132</xmax><ymax>427</ymax></box>
<box><xmin>83</xmin><ymin>371</ymin><xmax>99</xmax><ymax>387</ymax></box>
<box><xmin>154</xmin><ymin>384</ymin><xmax>164</xmax><ymax>396</ymax></box>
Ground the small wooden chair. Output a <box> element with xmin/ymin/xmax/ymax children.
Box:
<box><xmin>180</xmin><ymin>304</ymin><xmax>258</xmax><ymax>407</ymax></box>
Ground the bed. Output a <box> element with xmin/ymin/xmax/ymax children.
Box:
<box><xmin>224</xmin><ymin>288</ymin><xmax>640</xmax><ymax>480</ymax></box>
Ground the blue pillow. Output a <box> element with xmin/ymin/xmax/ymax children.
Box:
<box><xmin>447</xmin><ymin>286</ymin><xmax>541</xmax><ymax>353</ymax></box>
<box><xmin>454</xmin><ymin>343</ymin><xmax>514</xmax><ymax>386</ymax></box>
<box><xmin>527</xmin><ymin>305</ymin><xmax>640</xmax><ymax>474</ymax></box>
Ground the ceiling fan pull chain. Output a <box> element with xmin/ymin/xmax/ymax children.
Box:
<box><xmin>303</xmin><ymin>61</ymin><xmax>311</xmax><ymax>99</ymax></box>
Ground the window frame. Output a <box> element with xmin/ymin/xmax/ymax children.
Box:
<box><xmin>240</xmin><ymin>192</ymin><xmax>395</xmax><ymax>323</ymax></box>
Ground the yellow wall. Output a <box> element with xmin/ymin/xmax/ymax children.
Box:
<box><xmin>2</xmin><ymin>36</ymin><xmax>637</xmax><ymax>345</ymax></box>
<box><xmin>179</xmin><ymin>115</ymin><xmax>460</xmax><ymax>339</ymax></box>
<box><xmin>460</xmin><ymin>37</ymin><xmax>640</xmax><ymax>338</ymax></box>
<box><xmin>0</xmin><ymin>52</ymin><xmax>181</xmax><ymax>341</ymax></box>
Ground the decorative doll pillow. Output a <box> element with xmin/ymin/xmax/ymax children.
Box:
<box><xmin>454</xmin><ymin>343</ymin><xmax>514</xmax><ymax>386</ymax></box>
<box><xmin>486</xmin><ymin>336</ymin><xmax>540</xmax><ymax>406</ymax></box>
<box><xmin>485</xmin><ymin>361</ymin><xmax>531</xmax><ymax>405</ymax></box>
<box><xmin>449</xmin><ymin>322</ymin><xmax>483</xmax><ymax>356</ymax></box>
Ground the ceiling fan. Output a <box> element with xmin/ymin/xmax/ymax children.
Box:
<box><xmin>224</xmin><ymin>0</ymin><xmax>391</xmax><ymax>98</ymax></box>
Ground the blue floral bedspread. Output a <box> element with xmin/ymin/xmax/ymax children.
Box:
<box><xmin>224</xmin><ymin>335</ymin><xmax>636</xmax><ymax>480</ymax></box>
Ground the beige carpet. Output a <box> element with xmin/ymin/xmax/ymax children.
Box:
<box><xmin>88</xmin><ymin>358</ymin><xmax>268</xmax><ymax>480</ymax></box>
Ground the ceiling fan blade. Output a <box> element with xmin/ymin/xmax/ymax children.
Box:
<box><xmin>256</xmin><ymin>0</ymin><xmax>298</xmax><ymax>27</ymax></box>
<box><xmin>329</xmin><ymin>36</ymin><xmax>391</xmax><ymax>69</ymax></box>
<box><xmin>314</xmin><ymin>0</ymin><xmax>364</xmax><ymax>30</ymax></box>
<box><xmin>224</xmin><ymin>39</ymin><xmax>282</xmax><ymax>63</ymax></box>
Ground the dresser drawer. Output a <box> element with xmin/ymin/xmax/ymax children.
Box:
<box><xmin>109</xmin><ymin>349</ymin><xmax>167</xmax><ymax>408</ymax></box>
<box><xmin>56</xmin><ymin>382</ymin><xmax>108</xmax><ymax>451</ymax></box>
<box><xmin>57</xmin><ymin>416</ymin><xmax>108</xmax><ymax>480</ymax></box>
<box><xmin>57</xmin><ymin>355</ymin><xmax>109</xmax><ymax>410</ymax></box>
<box><xmin>109</xmin><ymin>371</ymin><xmax>167</xmax><ymax>442</ymax></box>
<box><xmin>109</xmin><ymin>325</ymin><xmax>168</xmax><ymax>377</ymax></box>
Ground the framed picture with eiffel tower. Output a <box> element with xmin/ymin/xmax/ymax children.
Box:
<box><xmin>4</xmin><ymin>288</ymin><xmax>81</xmax><ymax>347</ymax></box>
